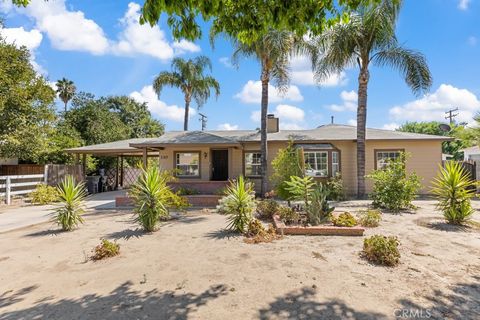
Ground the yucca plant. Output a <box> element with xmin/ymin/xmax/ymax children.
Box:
<box><xmin>53</xmin><ymin>175</ymin><xmax>87</xmax><ymax>231</ymax></box>
<box><xmin>217</xmin><ymin>176</ymin><xmax>256</xmax><ymax>233</ymax></box>
<box><xmin>130</xmin><ymin>167</ymin><xmax>183</xmax><ymax>232</ymax></box>
<box><xmin>432</xmin><ymin>161</ymin><xmax>476</xmax><ymax>225</ymax></box>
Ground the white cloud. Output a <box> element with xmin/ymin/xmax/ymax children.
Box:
<box><xmin>468</xmin><ymin>36</ymin><xmax>478</xmax><ymax>46</ymax></box>
<box><xmin>217</xmin><ymin>123</ymin><xmax>239</xmax><ymax>130</ymax></box>
<box><xmin>458</xmin><ymin>0</ymin><xmax>470</xmax><ymax>10</ymax></box>
<box><xmin>281</xmin><ymin>123</ymin><xmax>305</xmax><ymax>130</ymax></box>
<box><xmin>290</xmin><ymin>55</ymin><xmax>348</xmax><ymax>87</ymax></box>
<box><xmin>389</xmin><ymin>84</ymin><xmax>480</xmax><ymax>125</ymax></box>
<box><xmin>130</xmin><ymin>85</ymin><xmax>195</xmax><ymax>122</ymax></box>
<box><xmin>172</xmin><ymin>39</ymin><xmax>201</xmax><ymax>54</ymax></box>
<box><xmin>250</xmin><ymin>104</ymin><xmax>306</xmax><ymax>129</ymax></box>
<box><xmin>219</xmin><ymin>57</ymin><xmax>233</xmax><ymax>68</ymax></box>
<box><xmin>327</xmin><ymin>90</ymin><xmax>358</xmax><ymax>112</ymax></box>
<box><xmin>0</xmin><ymin>26</ymin><xmax>44</xmax><ymax>73</ymax></box>
<box><xmin>235</xmin><ymin>80</ymin><xmax>303</xmax><ymax>104</ymax></box>
<box><xmin>382</xmin><ymin>123</ymin><xmax>400</xmax><ymax>131</ymax></box>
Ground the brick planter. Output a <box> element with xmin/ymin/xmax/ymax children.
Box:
<box><xmin>272</xmin><ymin>215</ymin><xmax>365</xmax><ymax>236</ymax></box>
<box><xmin>115</xmin><ymin>195</ymin><xmax>221</xmax><ymax>208</ymax></box>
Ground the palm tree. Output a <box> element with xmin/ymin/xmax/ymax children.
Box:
<box><xmin>56</xmin><ymin>78</ymin><xmax>76</xmax><ymax>112</ymax></box>
<box><xmin>310</xmin><ymin>0</ymin><xmax>432</xmax><ymax>198</ymax></box>
<box><xmin>153</xmin><ymin>56</ymin><xmax>220</xmax><ymax>131</ymax></box>
<box><xmin>231</xmin><ymin>30</ymin><xmax>301</xmax><ymax>196</ymax></box>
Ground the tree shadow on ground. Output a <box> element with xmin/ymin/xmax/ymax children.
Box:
<box><xmin>173</xmin><ymin>216</ymin><xmax>208</xmax><ymax>225</ymax></box>
<box><xmin>204</xmin><ymin>229</ymin><xmax>239</xmax><ymax>240</ymax></box>
<box><xmin>0</xmin><ymin>285</ymin><xmax>38</xmax><ymax>308</ymax></box>
<box><xmin>258</xmin><ymin>287</ymin><xmax>387</xmax><ymax>320</ymax></box>
<box><xmin>106</xmin><ymin>228</ymin><xmax>146</xmax><ymax>240</ymax></box>
<box><xmin>24</xmin><ymin>229</ymin><xmax>64</xmax><ymax>237</ymax></box>
<box><xmin>414</xmin><ymin>217</ymin><xmax>479</xmax><ymax>233</ymax></box>
<box><xmin>398</xmin><ymin>276</ymin><xmax>480</xmax><ymax>319</ymax></box>
<box><xmin>0</xmin><ymin>282</ymin><xmax>228</xmax><ymax>320</ymax></box>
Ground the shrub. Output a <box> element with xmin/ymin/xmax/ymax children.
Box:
<box><xmin>52</xmin><ymin>175</ymin><xmax>87</xmax><ymax>231</ymax></box>
<box><xmin>332</xmin><ymin>212</ymin><xmax>357</xmax><ymax>227</ymax></box>
<box><xmin>244</xmin><ymin>221</ymin><xmax>280</xmax><ymax>244</ymax></box>
<box><xmin>326</xmin><ymin>173</ymin><xmax>345</xmax><ymax>201</ymax></box>
<box><xmin>284</xmin><ymin>175</ymin><xmax>315</xmax><ymax>209</ymax></box>
<box><xmin>256</xmin><ymin>199</ymin><xmax>279</xmax><ymax>219</ymax></box>
<box><xmin>245</xmin><ymin>218</ymin><xmax>265</xmax><ymax>236</ymax></box>
<box><xmin>278</xmin><ymin>205</ymin><xmax>300</xmax><ymax>224</ymax></box>
<box><xmin>357</xmin><ymin>209</ymin><xmax>382</xmax><ymax>227</ymax></box>
<box><xmin>130</xmin><ymin>167</ymin><xmax>187</xmax><ymax>232</ymax></box>
<box><xmin>176</xmin><ymin>187</ymin><xmax>200</xmax><ymax>195</ymax></box>
<box><xmin>92</xmin><ymin>239</ymin><xmax>120</xmax><ymax>261</ymax></box>
<box><xmin>367</xmin><ymin>153</ymin><xmax>421</xmax><ymax>212</ymax></box>
<box><xmin>432</xmin><ymin>161</ymin><xmax>476</xmax><ymax>225</ymax></box>
<box><xmin>271</xmin><ymin>140</ymin><xmax>305</xmax><ymax>200</ymax></box>
<box><xmin>30</xmin><ymin>184</ymin><xmax>59</xmax><ymax>205</ymax></box>
<box><xmin>217</xmin><ymin>176</ymin><xmax>256</xmax><ymax>233</ymax></box>
<box><xmin>363</xmin><ymin>235</ymin><xmax>400</xmax><ymax>266</ymax></box>
<box><xmin>306</xmin><ymin>184</ymin><xmax>334</xmax><ymax>225</ymax></box>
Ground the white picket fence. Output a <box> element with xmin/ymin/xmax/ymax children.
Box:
<box><xmin>0</xmin><ymin>174</ymin><xmax>45</xmax><ymax>205</ymax></box>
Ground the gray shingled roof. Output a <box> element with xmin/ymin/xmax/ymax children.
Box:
<box><xmin>65</xmin><ymin>138</ymin><xmax>156</xmax><ymax>155</ymax></box>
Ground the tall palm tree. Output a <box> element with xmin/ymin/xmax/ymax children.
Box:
<box><xmin>231</xmin><ymin>30</ymin><xmax>301</xmax><ymax>196</ymax></box>
<box><xmin>56</xmin><ymin>78</ymin><xmax>76</xmax><ymax>112</ymax></box>
<box><xmin>311</xmin><ymin>0</ymin><xmax>432</xmax><ymax>198</ymax></box>
<box><xmin>153</xmin><ymin>56</ymin><xmax>220</xmax><ymax>131</ymax></box>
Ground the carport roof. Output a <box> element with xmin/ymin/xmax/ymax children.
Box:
<box><xmin>65</xmin><ymin>138</ymin><xmax>157</xmax><ymax>155</ymax></box>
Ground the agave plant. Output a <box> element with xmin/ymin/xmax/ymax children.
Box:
<box><xmin>53</xmin><ymin>175</ymin><xmax>87</xmax><ymax>231</ymax></box>
<box><xmin>217</xmin><ymin>176</ymin><xmax>256</xmax><ymax>233</ymax></box>
<box><xmin>432</xmin><ymin>161</ymin><xmax>476</xmax><ymax>225</ymax></box>
<box><xmin>130</xmin><ymin>166</ymin><xmax>184</xmax><ymax>232</ymax></box>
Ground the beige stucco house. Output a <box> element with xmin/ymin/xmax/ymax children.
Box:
<box><xmin>67</xmin><ymin>115</ymin><xmax>449</xmax><ymax>196</ymax></box>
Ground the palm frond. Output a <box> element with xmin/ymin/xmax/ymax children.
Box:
<box><xmin>153</xmin><ymin>71</ymin><xmax>183</xmax><ymax>95</ymax></box>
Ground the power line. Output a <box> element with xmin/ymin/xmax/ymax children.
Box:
<box><xmin>445</xmin><ymin>107</ymin><xmax>459</xmax><ymax>124</ymax></box>
<box><xmin>199</xmin><ymin>113</ymin><xmax>207</xmax><ymax>131</ymax></box>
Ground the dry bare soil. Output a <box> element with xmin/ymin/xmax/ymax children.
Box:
<box><xmin>0</xmin><ymin>200</ymin><xmax>479</xmax><ymax>319</ymax></box>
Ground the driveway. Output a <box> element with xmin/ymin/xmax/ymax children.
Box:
<box><xmin>0</xmin><ymin>190</ymin><xmax>127</xmax><ymax>233</ymax></box>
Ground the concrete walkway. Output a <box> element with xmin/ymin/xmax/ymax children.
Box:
<box><xmin>0</xmin><ymin>190</ymin><xmax>126</xmax><ymax>233</ymax></box>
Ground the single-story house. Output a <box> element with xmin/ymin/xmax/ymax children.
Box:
<box><xmin>67</xmin><ymin>115</ymin><xmax>450</xmax><ymax>196</ymax></box>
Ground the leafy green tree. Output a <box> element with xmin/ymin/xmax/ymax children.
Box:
<box><xmin>271</xmin><ymin>141</ymin><xmax>305</xmax><ymax>200</ymax></box>
<box><xmin>56</xmin><ymin>78</ymin><xmax>76</xmax><ymax>112</ymax></box>
<box><xmin>153</xmin><ymin>56</ymin><xmax>220</xmax><ymax>131</ymax></box>
<box><xmin>0</xmin><ymin>37</ymin><xmax>56</xmax><ymax>162</ymax></box>
<box><xmin>232</xmin><ymin>30</ymin><xmax>301</xmax><ymax>196</ymax></box>
<box><xmin>104</xmin><ymin>96</ymin><xmax>164</xmax><ymax>138</ymax></box>
<box><xmin>39</xmin><ymin>121</ymin><xmax>84</xmax><ymax>164</ymax></box>
<box><xmin>311</xmin><ymin>0</ymin><xmax>432</xmax><ymax>197</ymax></box>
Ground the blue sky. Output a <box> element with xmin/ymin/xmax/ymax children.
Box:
<box><xmin>1</xmin><ymin>0</ymin><xmax>479</xmax><ymax>132</ymax></box>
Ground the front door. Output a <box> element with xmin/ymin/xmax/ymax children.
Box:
<box><xmin>211</xmin><ymin>149</ymin><xmax>229</xmax><ymax>181</ymax></box>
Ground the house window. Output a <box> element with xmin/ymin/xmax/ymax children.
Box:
<box><xmin>375</xmin><ymin>150</ymin><xmax>401</xmax><ymax>169</ymax></box>
<box><xmin>332</xmin><ymin>151</ymin><xmax>340</xmax><ymax>176</ymax></box>
<box><xmin>245</xmin><ymin>152</ymin><xmax>262</xmax><ymax>176</ymax></box>
<box><xmin>175</xmin><ymin>152</ymin><xmax>200</xmax><ymax>177</ymax></box>
<box><xmin>304</xmin><ymin>151</ymin><xmax>328</xmax><ymax>177</ymax></box>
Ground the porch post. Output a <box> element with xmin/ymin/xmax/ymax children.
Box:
<box><xmin>120</xmin><ymin>156</ymin><xmax>124</xmax><ymax>187</ymax></box>
<box><xmin>142</xmin><ymin>148</ymin><xmax>148</xmax><ymax>168</ymax></box>
<box><xmin>82</xmin><ymin>154</ymin><xmax>86</xmax><ymax>177</ymax></box>
<box><xmin>115</xmin><ymin>156</ymin><xmax>119</xmax><ymax>190</ymax></box>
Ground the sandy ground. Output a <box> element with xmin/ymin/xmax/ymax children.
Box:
<box><xmin>0</xmin><ymin>200</ymin><xmax>479</xmax><ymax>320</ymax></box>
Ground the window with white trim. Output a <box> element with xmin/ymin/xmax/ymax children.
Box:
<box><xmin>304</xmin><ymin>151</ymin><xmax>328</xmax><ymax>177</ymax></box>
<box><xmin>332</xmin><ymin>151</ymin><xmax>340</xmax><ymax>176</ymax></box>
<box><xmin>245</xmin><ymin>152</ymin><xmax>262</xmax><ymax>176</ymax></box>
<box><xmin>176</xmin><ymin>152</ymin><xmax>200</xmax><ymax>177</ymax></box>
<box><xmin>376</xmin><ymin>150</ymin><xmax>401</xmax><ymax>169</ymax></box>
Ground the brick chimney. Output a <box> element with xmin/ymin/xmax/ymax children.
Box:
<box><xmin>267</xmin><ymin>114</ymin><xmax>279</xmax><ymax>133</ymax></box>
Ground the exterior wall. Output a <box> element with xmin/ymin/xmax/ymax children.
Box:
<box><xmin>157</xmin><ymin>139</ymin><xmax>443</xmax><ymax>196</ymax></box>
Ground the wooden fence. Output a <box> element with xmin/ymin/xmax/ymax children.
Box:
<box><xmin>45</xmin><ymin>164</ymin><xmax>84</xmax><ymax>186</ymax></box>
<box><xmin>0</xmin><ymin>164</ymin><xmax>44</xmax><ymax>176</ymax></box>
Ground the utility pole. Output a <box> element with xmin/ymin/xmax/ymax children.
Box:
<box><xmin>445</xmin><ymin>107</ymin><xmax>459</xmax><ymax>124</ymax></box>
<box><xmin>199</xmin><ymin>113</ymin><xmax>207</xmax><ymax>131</ymax></box>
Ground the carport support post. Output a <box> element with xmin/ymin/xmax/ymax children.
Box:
<box><xmin>115</xmin><ymin>156</ymin><xmax>119</xmax><ymax>190</ymax></box>
<box><xmin>142</xmin><ymin>148</ymin><xmax>148</xmax><ymax>169</ymax></box>
<box><xmin>82</xmin><ymin>154</ymin><xmax>86</xmax><ymax>177</ymax></box>
<box><xmin>120</xmin><ymin>156</ymin><xmax>124</xmax><ymax>187</ymax></box>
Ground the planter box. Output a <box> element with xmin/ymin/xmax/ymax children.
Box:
<box><xmin>272</xmin><ymin>214</ymin><xmax>365</xmax><ymax>236</ymax></box>
<box><xmin>115</xmin><ymin>195</ymin><xmax>221</xmax><ymax>208</ymax></box>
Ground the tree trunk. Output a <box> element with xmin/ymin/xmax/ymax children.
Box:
<box><xmin>64</xmin><ymin>101</ymin><xmax>67</xmax><ymax>113</ymax></box>
<box><xmin>260</xmin><ymin>68</ymin><xmax>269</xmax><ymax>198</ymax></box>
<box><xmin>356</xmin><ymin>67</ymin><xmax>370</xmax><ymax>198</ymax></box>
<box><xmin>183</xmin><ymin>97</ymin><xmax>190</xmax><ymax>131</ymax></box>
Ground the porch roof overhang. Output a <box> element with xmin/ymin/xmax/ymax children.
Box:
<box><xmin>64</xmin><ymin>138</ymin><xmax>158</xmax><ymax>156</ymax></box>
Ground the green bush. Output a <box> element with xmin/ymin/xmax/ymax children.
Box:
<box><xmin>363</xmin><ymin>235</ymin><xmax>400</xmax><ymax>266</ymax></box>
<box><xmin>30</xmin><ymin>184</ymin><xmax>59</xmax><ymax>205</ymax></box>
<box><xmin>271</xmin><ymin>140</ymin><xmax>305</xmax><ymax>200</ymax></box>
<box><xmin>306</xmin><ymin>184</ymin><xmax>334</xmax><ymax>225</ymax></box>
<box><xmin>357</xmin><ymin>209</ymin><xmax>382</xmax><ymax>227</ymax></box>
<box><xmin>332</xmin><ymin>212</ymin><xmax>357</xmax><ymax>227</ymax></box>
<box><xmin>326</xmin><ymin>173</ymin><xmax>345</xmax><ymax>201</ymax></box>
<box><xmin>432</xmin><ymin>161</ymin><xmax>476</xmax><ymax>224</ymax></box>
<box><xmin>52</xmin><ymin>175</ymin><xmax>87</xmax><ymax>231</ymax></box>
<box><xmin>176</xmin><ymin>187</ymin><xmax>200</xmax><ymax>195</ymax></box>
<box><xmin>130</xmin><ymin>167</ymin><xmax>187</xmax><ymax>232</ymax></box>
<box><xmin>285</xmin><ymin>175</ymin><xmax>315</xmax><ymax>209</ymax></box>
<box><xmin>278</xmin><ymin>206</ymin><xmax>300</xmax><ymax>224</ymax></box>
<box><xmin>256</xmin><ymin>199</ymin><xmax>279</xmax><ymax>219</ymax></box>
<box><xmin>367</xmin><ymin>153</ymin><xmax>421</xmax><ymax>212</ymax></box>
<box><xmin>217</xmin><ymin>176</ymin><xmax>256</xmax><ymax>233</ymax></box>
<box><xmin>92</xmin><ymin>239</ymin><xmax>120</xmax><ymax>260</ymax></box>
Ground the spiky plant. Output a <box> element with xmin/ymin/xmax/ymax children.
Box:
<box><xmin>432</xmin><ymin>161</ymin><xmax>476</xmax><ymax>225</ymax></box>
<box><xmin>53</xmin><ymin>175</ymin><xmax>86</xmax><ymax>231</ymax></box>
<box><xmin>218</xmin><ymin>176</ymin><xmax>256</xmax><ymax>233</ymax></box>
<box><xmin>130</xmin><ymin>166</ymin><xmax>179</xmax><ymax>232</ymax></box>
<box><xmin>284</xmin><ymin>175</ymin><xmax>315</xmax><ymax>210</ymax></box>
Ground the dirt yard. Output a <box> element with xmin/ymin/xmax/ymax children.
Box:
<box><xmin>0</xmin><ymin>200</ymin><xmax>479</xmax><ymax>320</ymax></box>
